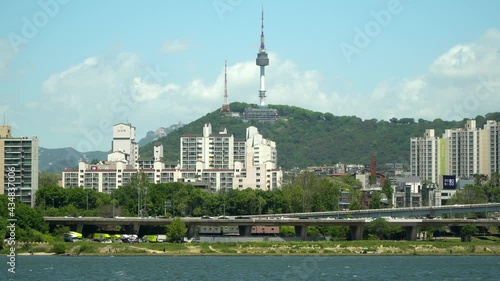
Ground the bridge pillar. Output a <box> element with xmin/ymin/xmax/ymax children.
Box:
<box><xmin>350</xmin><ymin>225</ymin><xmax>364</xmax><ymax>240</ymax></box>
<box><xmin>239</xmin><ymin>226</ymin><xmax>252</xmax><ymax>236</ymax></box>
<box><xmin>132</xmin><ymin>223</ymin><xmax>141</xmax><ymax>235</ymax></box>
<box><xmin>294</xmin><ymin>225</ymin><xmax>308</xmax><ymax>240</ymax></box>
<box><xmin>405</xmin><ymin>226</ymin><xmax>418</xmax><ymax>241</ymax></box>
<box><xmin>76</xmin><ymin>224</ymin><xmax>83</xmax><ymax>233</ymax></box>
<box><xmin>187</xmin><ymin>225</ymin><xmax>196</xmax><ymax>238</ymax></box>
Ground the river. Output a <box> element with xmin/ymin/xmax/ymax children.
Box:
<box><xmin>3</xmin><ymin>255</ymin><xmax>500</xmax><ymax>280</ymax></box>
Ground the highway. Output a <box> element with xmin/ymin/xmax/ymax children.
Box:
<box><xmin>44</xmin><ymin>203</ymin><xmax>500</xmax><ymax>240</ymax></box>
<box><xmin>251</xmin><ymin>203</ymin><xmax>500</xmax><ymax>219</ymax></box>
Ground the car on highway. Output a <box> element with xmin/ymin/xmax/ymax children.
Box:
<box><xmin>201</xmin><ymin>215</ymin><xmax>214</xmax><ymax>219</ymax></box>
<box><xmin>218</xmin><ymin>216</ymin><xmax>230</xmax><ymax>219</ymax></box>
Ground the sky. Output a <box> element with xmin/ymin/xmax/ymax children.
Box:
<box><xmin>1</xmin><ymin>0</ymin><xmax>500</xmax><ymax>151</ymax></box>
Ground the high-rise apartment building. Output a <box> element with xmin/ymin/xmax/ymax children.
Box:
<box><xmin>441</xmin><ymin>120</ymin><xmax>479</xmax><ymax>179</ymax></box>
<box><xmin>0</xmin><ymin>125</ymin><xmax>39</xmax><ymax>207</ymax></box>
<box><xmin>107</xmin><ymin>123</ymin><xmax>139</xmax><ymax>166</ymax></box>
<box><xmin>180</xmin><ymin>123</ymin><xmax>234</xmax><ymax>170</ymax></box>
<box><xmin>479</xmin><ymin>120</ymin><xmax>500</xmax><ymax>177</ymax></box>
<box><xmin>410</xmin><ymin>129</ymin><xmax>439</xmax><ymax>184</ymax></box>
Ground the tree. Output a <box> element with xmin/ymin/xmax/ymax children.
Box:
<box><xmin>448</xmin><ymin>185</ymin><xmax>488</xmax><ymax>205</ymax></box>
<box><xmin>280</xmin><ymin>226</ymin><xmax>295</xmax><ymax>237</ymax></box>
<box><xmin>370</xmin><ymin>191</ymin><xmax>381</xmax><ymax>209</ymax></box>
<box><xmin>460</xmin><ymin>224</ymin><xmax>478</xmax><ymax>242</ymax></box>
<box><xmin>365</xmin><ymin>218</ymin><xmax>393</xmax><ymax>240</ymax></box>
<box><xmin>382</xmin><ymin>178</ymin><xmax>393</xmax><ymax>206</ymax></box>
<box><xmin>166</xmin><ymin>217</ymin><xmax>187</xmax><ymax>242</ymax></box>
<box><xmin>38</xmin><ymin>172</ymin><xmax>60</xmax><ymax>189</ymax></box>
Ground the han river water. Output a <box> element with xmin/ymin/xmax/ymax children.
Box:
<box><xmin>3</xmin><ymin>255</ymin><xmax>500</xmax><ymax>280</ymax></box>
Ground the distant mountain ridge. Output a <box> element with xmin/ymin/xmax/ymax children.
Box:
<box><xmin>39</xmin><ymin>147</ymin><xmax>108</xmax><ymax>173</ymax></box>
<box><xmin>138</xmin><ymin>122</ymin><xmax>185</xmax><ymax>146</ymax></box>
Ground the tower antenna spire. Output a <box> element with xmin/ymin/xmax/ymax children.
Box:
<box><xmin>221</xmin><ymin>60</ymin><xmax>231</xmax><ymax>113</ymax></box>
<box><xmin>260</xmin><ymin>6</ymin><xmax>265</xmax><ymax>51</ymax></box>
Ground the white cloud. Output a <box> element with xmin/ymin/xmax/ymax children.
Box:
<box><xmin>429</xmin><ymin>29</ymin><xmax>500</xmax><ymax>78</ymax></box>
<box><xmin>328</xmin><ymin>29</ymin><xmax>500</xmax><ymax>121</ymax></box>
<box><xmin>160</xmin><ymin>39</ymin><xmax>189</xmax><ymax>54</ymax></box>
<box><xmin>132</xmin><ymin>77</ymin><xmax>179</xmax><ymax>101</ymax></box>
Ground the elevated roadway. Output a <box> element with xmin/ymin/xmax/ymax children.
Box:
<box><xmin>45</xmin><ymin>215</ymin><xmax>500</xmax><ymax>241</ymax></box>
<box><xmin>253</xmin><ymin>203</ymin><xmax>500</xmax><ymax>219</ymax></box>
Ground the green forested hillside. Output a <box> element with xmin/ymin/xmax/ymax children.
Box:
<box><xmin>140</xmin><ymin>103</ymin><xmax>500</xmax><ymax>170</ymax></box>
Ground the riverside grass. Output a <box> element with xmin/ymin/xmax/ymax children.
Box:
<box><xmin>4</xmin><ymin>238</ymin><xmax>500</xmax><ymax>256</ymax></box>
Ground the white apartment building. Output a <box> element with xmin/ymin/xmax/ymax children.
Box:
<box><xmin>479</xmin><ymin>120</ymin><xmax>500</xmax><ymax>177</ymax></box>
<box><xmin>180</xmin><ymin>123</ymin><xmax>234</xmax><ymax>170</ymax></box>
<box><xmin>0</xmin><ymin>126</ymin><xmax>39</xmax><ymax>207</ymax></box>
<box><xmin>108</xmin><ymin>123</ymin><xmax>139</xmax><ymax>167</ymax></box>
<box><xmin>410</xmin><ymin>129</ymin><xmax>439</xmax><ymax>184</ymax></box>
<box><xmin>441</xmin><ymin>120</ymin><xmax>479</xmax><ymax>180</ymax></box>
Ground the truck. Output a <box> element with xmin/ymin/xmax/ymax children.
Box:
<box><xmin>156</xmin><ymin>234</ymin><xmax>167</xmax><ymax>243</ymax></box>
<box><xmin>64</xmin><ymin>231</ymin><xmax>83</xmax><ymax>242</ymax></box>
<box><xmin>93</xmin><ymin>233</ymin><xmax>112</xmax><ymax>242</ymax></box>
<box><xmin>143</xmin><ymin>234</ymin><xmax>167</xmax><ymax>243</ymax></box>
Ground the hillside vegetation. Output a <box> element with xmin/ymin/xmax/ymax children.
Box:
<box><xmin>140</xmin><ymin>103</ymin><xmax>500</xmax><ymax>170</ymax></box>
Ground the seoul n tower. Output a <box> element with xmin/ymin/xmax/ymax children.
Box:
<box><xmin>255</xmin><ymin>8</ymin><xmax>269</xmax><ymax>107</ymax></box>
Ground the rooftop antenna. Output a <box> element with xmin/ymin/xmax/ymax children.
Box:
<box><xmin>221</xmin><ymin>60</ymin><xmax>231</xmax><ymax>113</ymax></box>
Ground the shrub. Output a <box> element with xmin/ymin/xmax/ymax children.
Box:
<box><xmin>52</xmin><ymin>243</ymin><xmax>66</xmax><ymax>254</ymax></box>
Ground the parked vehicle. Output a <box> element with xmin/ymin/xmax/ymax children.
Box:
<box><xmin>64</xmin><ymin>231</ymin><xmax>82</xmax><ymax>242</ymax></box>
<box><xmin>142</xmin><ymin>234</ymin><xmax>167</xmax><ymax>243</ymax></box>
<box><xmin>143</xmin><ymin>235</ymin><xmax>158</xmax><ymax>243</ymax></box>
<box><xmin>93</xmin><ymin>233</ymin><xmax>112</xmax><ymax>242</ymax></box>
<box><xmin>156</xmin><ymin>234</ymin><xmax>167</xmax><ymax>243</ymax></box>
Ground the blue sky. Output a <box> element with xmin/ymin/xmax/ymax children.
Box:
<box><xmin>1</xmin><ymin>0</ymin><xmax>500</xmax><ymax>151</ymax></box>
